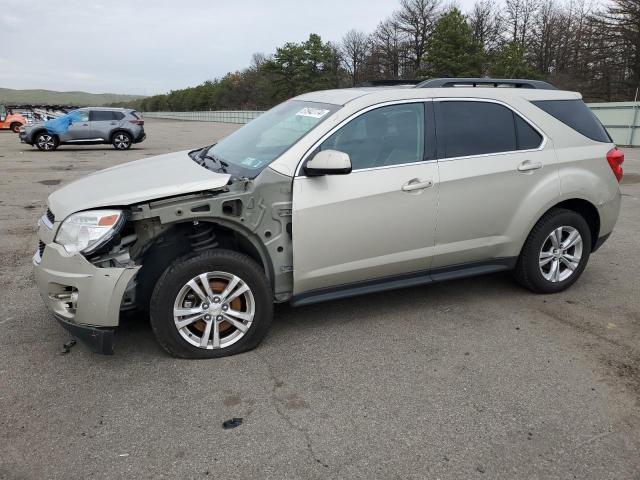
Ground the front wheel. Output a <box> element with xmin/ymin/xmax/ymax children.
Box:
<box><xmin>150</xmin><ymin>250</ymin><xmax>273</xmax><ymax>358</ymax></box>
<box><xmin>514</xmin><ymin>208</ymin><xmax>592</xmax><ymax>293</ymax></box>
<box><xmin>10</xmin><ymin>122</ymin><xmax>22</xmax><ymax>133</ymax></box>
<box><xmin>112</xmin><ymin>131</ymin><xmax>132</xmax><ymax>150</ymax></box>
<box><xmin>34</xmin><ymin>132</ymin><xmax>59</xmax><ymax>151</ymax></box>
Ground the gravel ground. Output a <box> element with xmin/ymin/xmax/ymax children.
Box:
<box><xmin>0</xmin><ymin>119</ymin><xmax>639</xmax><ymax>480</ymax></box>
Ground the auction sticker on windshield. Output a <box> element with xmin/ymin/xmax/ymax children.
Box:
<box><xmin>296</xmin><ymin>107</ymin><xmax>330</xmax><ymax>119</ymax></box>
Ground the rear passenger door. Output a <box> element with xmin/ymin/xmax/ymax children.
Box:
<box><xmin>90</xmin><ymin>110</ymin><xmax>122</xmax><ymax>140</ymax></box>
<box><xmin>432</xmin><ymin>99</ymin><xmax>559</xmax><ymax>268</ymax></box>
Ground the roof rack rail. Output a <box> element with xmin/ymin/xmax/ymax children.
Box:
<box><xmin>356</xmin><ymin>79</ymin><xmax>423</xmax><ymax>87</ymax></box>
<box><xmin>416</xmin><ymin>78</ymin><xmax>557</xmax><ymax>90</ymax></box>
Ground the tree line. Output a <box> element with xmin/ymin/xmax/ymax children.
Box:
<box><xmin>117</xmin><ymin>0</ymin><xmax>640</xmax><ymax>112</ymax></box>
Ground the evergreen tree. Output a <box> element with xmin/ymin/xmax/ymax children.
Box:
<box><xmin>425</xmin><ymin>8</ymin><xmax>482</xmax><ymax>77</ymax></box>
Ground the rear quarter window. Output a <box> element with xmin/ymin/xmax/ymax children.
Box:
<box><xmin>532</xmin><ymin>99</ymin><xmax>611</xmax><ymax>143</ymax></box>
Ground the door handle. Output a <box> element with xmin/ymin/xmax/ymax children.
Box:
<box><xmin>81</xmin><ymin>123</ymin><xmax>89</xmax><ymax>126</ymax></box>
<box><xmin>401</xmin><ymin>178</ymin><xmax>433</xmax><ymax>192</ymax></box>
<box><xmin>517</xmin><ymin>160</ymin><xmax>542</xmax><ymax>172</ymax></box>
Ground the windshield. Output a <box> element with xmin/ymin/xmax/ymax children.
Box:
<box><xmin>204</xmin><ymin>100</ymin><xmax>340</xmax><ymax>177</ymax></box>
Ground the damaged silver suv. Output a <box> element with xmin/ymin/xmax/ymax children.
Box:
<box><xmin>34</xmin><ymin>78</ymin><xmax>623</xmax><ymax>358</ymax></box>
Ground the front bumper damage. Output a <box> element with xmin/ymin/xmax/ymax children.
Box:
<box><xmin>33</xmin><ymin>219</ymin><xmax>139</xmax><ymax>354</ymax></box>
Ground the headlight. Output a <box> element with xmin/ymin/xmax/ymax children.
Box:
<box><xmin>55</xmin><ymin>209</ymin><xmax>125</xmax><ymax>254</ymax></box>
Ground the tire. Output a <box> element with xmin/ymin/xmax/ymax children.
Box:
<box><xmin>34</xmin><ymin>132</ymin><xmax>59</xmax><ymax>151</ymax></box>
<box><xmin>10</xmin><ymin>122</ymin><xmax>22</xmax><ymax>133</ymax></box>
<box><xmin>514</xmin><ymin>208</ymin><xmax>592</xmax><ymax>293</ymax></box>
<box><xmin>112</xmin><ymin>131</ymin><xmax>132</xmax><ymax>150</ymax></box>
<box><xmin>150</xmin><ymin>249</ymin><xmax>273</xmax><ymax>359</ymax></box>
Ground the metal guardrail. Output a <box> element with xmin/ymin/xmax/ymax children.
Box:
<box><xmin>143</xmin><ymin>103</ymin><xmax>640</xmax><ymax>146</ymax></box>
<box><xmin>141</xmin><ymin>111</ymin><xmax>263</xmax><ymax>124</ymax></box>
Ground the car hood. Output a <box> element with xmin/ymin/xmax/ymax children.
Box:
<box><xmin>48</xmin><ymin>150</ymin><xmax>231</xmax><ymax>220</ymax></box>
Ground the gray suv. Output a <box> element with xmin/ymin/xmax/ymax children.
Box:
<box><xmin>19</xmin><ymin>107</ymin><xmax>145</xmax><ymax>151</ymax></box>
<box><xmin>33</xmin><ymin>78</ymin><xmax>622</xmax><ymax>358</ymax></box>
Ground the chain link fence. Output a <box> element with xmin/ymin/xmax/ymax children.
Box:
<box><xmin>141</xmin><ymin>111</ymin><xmax>263</xmax><ymax>124</ymax></box>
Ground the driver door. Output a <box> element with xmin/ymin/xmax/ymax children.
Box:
<box><xmin>60</xmin><ymin>110</ymin><xmax>91</xmax><ymax>141</ymax></box>
<box><xmin>292</xmin><ymin>101</ymin><xmax>439</xmax><ymax>297</ymax></box>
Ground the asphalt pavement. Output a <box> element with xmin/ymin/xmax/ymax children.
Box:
<box><xmin>1</xmin><ymin>119</ymin><xmax>639</xmax><ymax>479</ymax></box>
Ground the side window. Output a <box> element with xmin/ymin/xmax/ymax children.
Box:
<box><xmin>437</xmin><ymin>101</ymin><xmax>517</xmax><ymax>158</ymax></box>
<box><xmin>76</xmin><ymin>110</ymin><xmax>89</xmax><ymax>122</ymax></box>
<box><xmin>515</xmin><ymin>115</ymin><xmax>542</xmax><ymax>150</ymax></box>
<box><xmin>320</xmin><ymin>103</ymin><xmax>425</xmax><ymax>170</ymax></box>
<box><xmin>113</xmin><ymin>111</ymin><xmax>124</xmax><ymax>120</ymax></box>
<box><xmin>532</xmin><ymin>99</ymin><xmax>610</xmax><ymax>143</ymax></box>
<box><xmin>90</xmin><ymin>110</ymin><xmax>116</xmax><ymax>121</ymax></box>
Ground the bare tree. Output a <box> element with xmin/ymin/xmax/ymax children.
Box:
<box><xmin>393</xmin><ymin>0</ymin><xmax>442</xmax><ymax>76</ymax></box>
<box><xmin>505</xmin><ymin>0</ymin><xmax>540</xmax><ymax>45</ymax></box>
<box><xmin>469</xmin><ymin>0</ymin><xmax>503</xmax><ymax>54</ymax></box>
<box><xmin>468</xmin><ymin>0</ymin><xmax>504</xmax><ymax>74</ymax></box>
<box><xmin>372</xmin><ymin>19</ymin><xmax>404</xmax><ymax>78</ymax></box>
<box><xmin>340</xmin><ymin>29</ymin><xmax>370</xmax><ymax>85</ymax></box>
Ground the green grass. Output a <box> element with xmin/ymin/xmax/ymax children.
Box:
<box><xmin>0</xmin><ymin>88</ymin><xmax>146</xmax><ymax>106</ymax></box>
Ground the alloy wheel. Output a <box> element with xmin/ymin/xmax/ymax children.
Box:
<box><xmin>37</xmin><ymin>134</ymin><xmax>55</xmax><ymax>150</ymax></box>
<box><xmin>114</xmin><ymin>133</ymin><xmax>131</xmax><ymax>149</ymax></box>
<box><xmin>538</xmin><ymin>226</ymin><xmax>583</xmax><ymax>283</ymax></box>
<box><xmin>173</xmin><ymin>271</ymin><xmax>255</xmax><ymax>349</ymax></box>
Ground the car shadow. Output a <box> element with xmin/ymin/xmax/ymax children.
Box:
<box><xmin>113</xmin><ymin>272</ymin><xmax>519</xmax><ymax>358</ymax></box>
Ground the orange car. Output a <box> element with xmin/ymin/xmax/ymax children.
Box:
<box><xmin>0</xmin><ymin>105</ymin><xmax>27</xmax><ymax>132</ymax></box>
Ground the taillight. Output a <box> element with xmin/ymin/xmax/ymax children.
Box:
<box><xmin>129</xmin><ymin>119</ymin><xmax>144</xmax><ymax>125</ymax></box>
<box><xmin>606</xmin><ymin>147</ymin><xmax>624</xmax><ymax>182</ymax></box>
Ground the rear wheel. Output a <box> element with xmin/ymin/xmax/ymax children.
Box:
<box><xmin>150</xmin><ymin>250</ymin><xmax>273</xmax><ymax>359</ymax></box>
<box><xmin>515</xmin><ymin>208</ymin><xmax>592</xmax><ymax>293</ymax></box>
<box><xmin>34</xmin><ymin>132</ymin><xmax>59</xmax><ymax>151</ymax></box>
<box><xmin>112</xmin><ymin>131</ymin><xmax>132</xmax><ymax>150</ymax></box>
<box><xmin>10</xmin><ymin>122</ymin><xmax>22</xmax><ymax>133</ymax></box>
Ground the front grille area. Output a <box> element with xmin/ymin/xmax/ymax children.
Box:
<box><xmin>46</xmin><ymin>208</ymin><xmax>55</xmax><ymax>224</ymax></box>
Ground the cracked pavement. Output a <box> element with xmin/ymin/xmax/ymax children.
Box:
<box><xmin>1</xmin><ymin>120</ymin><xmax>639</xmax><ymax>479</ymax></box>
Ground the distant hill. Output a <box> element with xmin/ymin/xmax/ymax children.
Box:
<box><xmin>0</xmin><ymin>88</ymin><xmax>146</xmax><ymax>106</ymax></box>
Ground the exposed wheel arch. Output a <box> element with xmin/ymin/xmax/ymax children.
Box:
<box><xmin>131</xmin><ymin>220</ymin><xmax>274</xmax><ymax>312</ymax></box>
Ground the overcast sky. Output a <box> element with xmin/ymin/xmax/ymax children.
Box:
<box><xmin>1</xmin><ymin>0</ymin><xmax>480</xmax><ymax>96</ymax></box>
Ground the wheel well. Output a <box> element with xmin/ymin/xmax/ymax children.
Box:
<box><xmin>110</xmin><ymin>129</ymin><xmax>132</xmax><ymax>142</ymax></box>
<box><xmin>132</xmin><ymin>221</ymin><xmax>269</xmax><ymax>311</ymax></box>
<box><xmin>32</xmin><ymin>129</ymin><xmax>58</xmax><ymax>142</ymax></box>
<box><xmin>548</xmin><ymin>199</ymin><xmax>600</xmax><ymax>249</ymax></box>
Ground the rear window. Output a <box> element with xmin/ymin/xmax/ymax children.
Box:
<box><xmin>532</xmin><ymin>100</ymin><xmax>611</xmax><ymax>143</ymax></box>
<box><xmin>130</xmin><ymin>111</ymin><xmax>140</xmax><ymax>119</ymax></box>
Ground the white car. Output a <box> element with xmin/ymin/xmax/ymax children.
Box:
<box><xmin>33</xmin><ymin>78</ymin><xmax>623</xmax><ymax>358</ymax></box>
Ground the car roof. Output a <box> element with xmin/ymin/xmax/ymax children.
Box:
<box><xmin>295</xmin><ymin>86</ymin><xmax>581</xmax><ymax>106</ymax></box>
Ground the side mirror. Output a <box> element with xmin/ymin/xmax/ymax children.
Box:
<box><xmin>305</xmin><ymin>150</ymin><xmax>352</xmax><ymax>176</ymax></box>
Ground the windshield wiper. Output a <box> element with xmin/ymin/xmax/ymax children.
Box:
<box><xmin>199</xmin><ymin>146</ymin><xmax>229</xmax><ymax>172</ymax></box>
